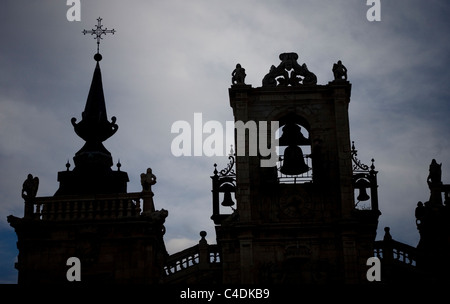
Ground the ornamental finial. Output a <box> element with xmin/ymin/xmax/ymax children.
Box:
<box><xmin>82</xmin><ymin>17</ymin><xmax>116</xmax><ymax>61</ymax></box>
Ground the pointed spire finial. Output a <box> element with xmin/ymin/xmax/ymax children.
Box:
<box><xmin>54</xmin><ymin>18</ymin><xmax>129</xmax><ymax>196</ymax></box>
<box><xmin>71</xmin><ymin>21</ymin><xmax>119</xmax><ymax>171</ymax></box>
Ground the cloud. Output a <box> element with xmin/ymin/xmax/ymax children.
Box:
<box><xmin>165</xmin><ymin>237</ymin><xmax>198</xmax><ymax>255</ymax></box>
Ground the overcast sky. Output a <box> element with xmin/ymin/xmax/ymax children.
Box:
<box><xmin>1</xmin><ymin>0</ymin><xmax>449</xmax><ymax>283</ymax></box>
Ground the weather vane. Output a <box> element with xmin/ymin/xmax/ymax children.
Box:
<box><xmin>82</xmin><ymin>17</ymin><xmax>115</xmax><ymax>59</ymax></box>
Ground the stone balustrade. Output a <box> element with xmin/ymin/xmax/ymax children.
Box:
<box><xmin>23</xmin><ymin>192</ymin><xmax>154</xmax><ymax>221</ymax></box>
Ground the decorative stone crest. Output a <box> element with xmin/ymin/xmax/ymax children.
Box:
<box><xmin>262</xmin><ymin>52</ymin><xmax>317</xmax><ymax>87</ymax></box>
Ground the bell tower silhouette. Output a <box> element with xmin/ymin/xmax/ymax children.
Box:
<box><xmin>213</xmin><ymin>52</ymin><xmax>380</xmax><ymax>284</ymax></box>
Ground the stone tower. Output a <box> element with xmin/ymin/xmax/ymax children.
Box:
<box><xmin>212</xmin><ymin>53</ymin><xmax>380</xmax><ymax>284</ymax></box>
<box><xmin>8</xmin><ymin>44</ymin><xmax>168</xmax><ymax>284</ymax></box>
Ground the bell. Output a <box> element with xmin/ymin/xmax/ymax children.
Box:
<box><xmin>280</xmin><ymin>145</ymin><xmax>309</xmax><ymax>176</ymax></box>
<box><xmin>221</xmin><ymin>190</ymin><xmax>235</xmax><ymax>207</ymax></box>
<box><xmin>355</xmin><ymin>179</ymin><xmax>370</xmax><ymax>201</ymax></box>
<box><xmin>357</xmin><ymin>187</ymin><xmax>370</xmax><ymax>202</ymax></box>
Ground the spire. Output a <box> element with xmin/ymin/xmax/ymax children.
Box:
<box><xmin>70</xmin><ymin>17</ymin><xmax>118</xmax><ymax>170</ymax></box>
<box><xmin>84</xmin><ymin>60</ymin><xmax>108</xmax><ymax>126</ymax></box>
<box><xmin>71</xmin><ymin>58</ymin><xmax>118</xmax><ymax>169</ymax></box>
<box><xmin>54</xmin><ymin>18</ymin><xmax>128</xmax><ymax>196</ymax></box>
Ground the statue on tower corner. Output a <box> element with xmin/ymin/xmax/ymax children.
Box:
<box><xmin>22</xmin><ymin>174</ymin><xmax>39</xmax><ymax>201</ymax></box>
<box><xmin>427</xmin><ymin>159</ymin><xmax>442</xmax><ymax>188</ymax></box>
<box><xmin>141</xmin><ymin>168</ymin><xmax>157</xmax><ymax>192</ymax></box>
<box><xmin>231</xmin><ymin>63</ymin><xmax>246</xmax><ymax>85</ymax></box>
<box><xmin>332</xmin><ymin>60</ymin><xmax>347</xmax><ymax>81</ymax></box>
<box><xmin>427</xmin><ymin>159</ymin><xmax>443</xmax><ymax>206</ymax></box>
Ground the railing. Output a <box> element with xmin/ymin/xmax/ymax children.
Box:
<box><xmin>164</xmin><ymin>245</ymin><xmax>200</xmax><ymax>275</ymax></box>
<box><xmin>164</xmin><ymin>243</ymin><xmax>221</xmax><ymax>277</ymax></box>
<box><xmin>374</xmin><ymin>239</ymin><xmax>417</xmax><ymax>267</ymax></box>
<box><xmin>24</xmin><ymin>192</ymin><xmax>151</xmax><ymax>221</ymax></box>
<box><xmin>209</xmin><ymin>245</ymin><xmax>221</xmax><ymax>264</ymax></box>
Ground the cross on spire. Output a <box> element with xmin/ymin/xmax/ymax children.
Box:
<box><xmin>82</xmin><ymin>17</ymin><xmax>116</xmax><ymax>56</ymax></box>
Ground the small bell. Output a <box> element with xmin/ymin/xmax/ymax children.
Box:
<box><xmin>355</xmin><ymin>179</ymin><xmax>370</xmax><ymax>201</ymax></box>
<box><xmin>357</xmin><ymin>187</ymin><xmax>370</xmax><ymax>202</ymax></box>
<box><xmin>280</xmin><ymin>145</ymin><xmax>309</xmax><ymax>175</ymax></box>
<box><xmin>221</xmin><ymin>190</ymin><xmax>235</xmax><ymax>207</ymax></box>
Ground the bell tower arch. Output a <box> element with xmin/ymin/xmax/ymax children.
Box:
<box><xmin>214</xmin><ymin>52</ymin><xmax>380</xmax><ymax>284</ymax></box>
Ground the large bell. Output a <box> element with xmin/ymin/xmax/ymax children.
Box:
<box><xmin>355</xmin><ymin>179</ymin><xmax>370</xmax><ymax>201</ymax></box>
<box><xmin>280</xmin><ymin>145</ymin><xmax>309</xmax><ymax>175</ymax></box>
<box><xmin>221</xmin><ymin>190</ymin><xmax>235</xmax><ymax>207</ymax></box>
